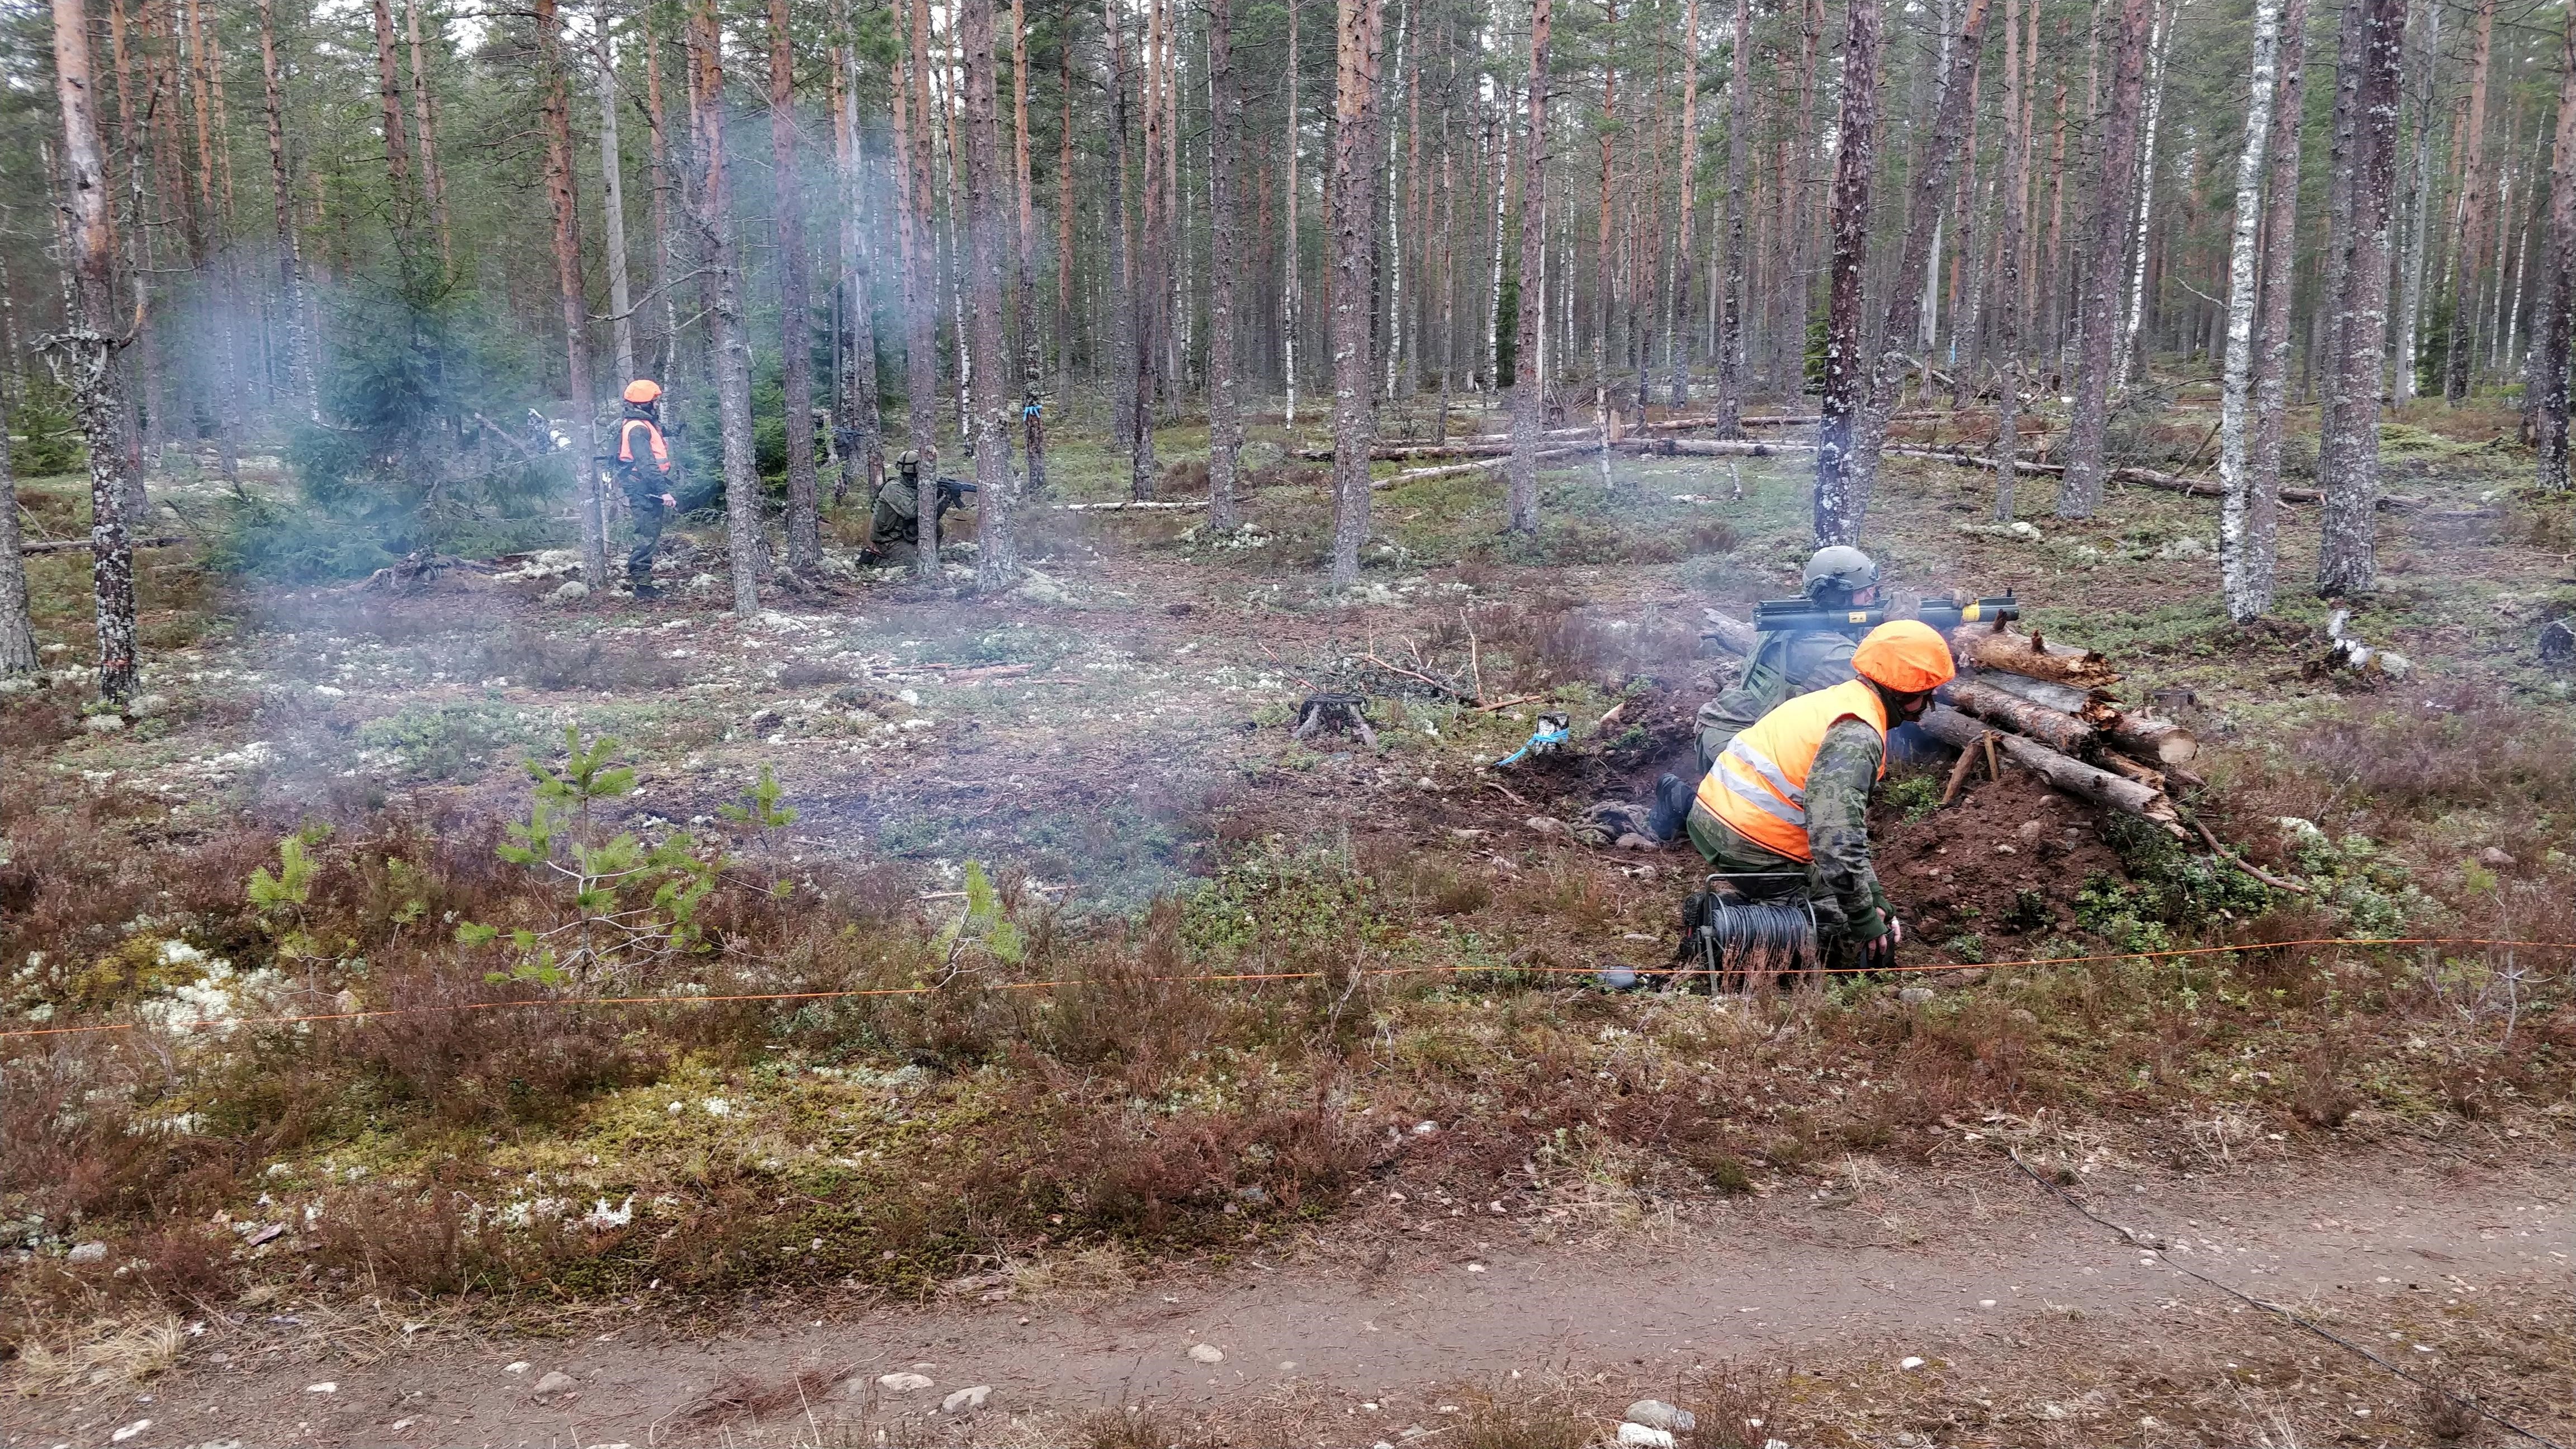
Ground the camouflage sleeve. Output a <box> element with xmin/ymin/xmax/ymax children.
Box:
<box><xmin>1805</xmin><ymin>717</ymin><xmax>1891</xmax><ymax>942</ymax></box>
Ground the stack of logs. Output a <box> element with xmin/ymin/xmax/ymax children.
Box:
<box><xmin>1703</xmin><ymin>607</ymin><xmax>2197</xmax><ymax>839</ymax></box>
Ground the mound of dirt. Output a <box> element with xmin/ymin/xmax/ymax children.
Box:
<box><xmin>1872</xmin><ymin>770</ymin><xmax>2130</xmax><ymax>958</ymax></box>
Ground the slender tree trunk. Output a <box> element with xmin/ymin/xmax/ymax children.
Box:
<box><xmin>1991</xmin><ymin>0</ymin><xmax>2030</xmax><ymax>521</ymax></box>
<box><xmin>46</xmin><ymin>0</ymin><xmax>139</xmax><ymax>703</ymax></box>
<box><xmin>2532</xmin><ymin>0</ymin><xmax>2576</xmax><ymax>489</ymax></box>
<box><xmin>1384</xmin><ymin>0</ymin><xmax>1411</xmax><ymax>402</ymax></box>
<box><xmin>1847</xmin><ymin>0</ymin><xmax>1993</xmax><ymax>531</ymax></box>
<box><xmin>2056</xmin><ymin>0</ymin><xmax>2151</xmax><ymax>519</ymax></box>
<box><xmin>536</xmin><ymin>0</ymin><xmax>609</xmax><ymax>593</ymax></box>
<box><xmin>644</xmin><ymin>17</ymin><xmax>685</xmax><ymax>384</ymax></box>
<box><xmin>686</xmin><ymin>0</ymin><xmax>766</xmax><ymax>613</ymax></box>
<box><xmin>1137</xmin><ymin>0</ymin><xmax>1169</xmax><ymax>469</ymax></box>
<box><xmin>768</xmin><ymin>0</ymin><xmax>821</xmax><ymax>572</ymax></box>
<box><xmin>2219</xmin><ymin>0</ymin><xmax>2284</xmax><ymax>619</ymax></box>
<box><xmin>1712</xmin><ymin>0</ymin><xmax>1748</xmax><ymax>433</ymax></box>
<box><xmin>2119</xmin><ymin>0</ymin><xmax>2172</xmax><ymax>378</ymax></box>
<box><xmin>1328</xmin><ymin>0</ymin><xmax>1385</xmax><ymax>584</ymax></box>
<box><xmin>1011</xmin><ymin>0</ymin><xmax>1047</xmax><ymax>495</ymax></box>
<box><xmin>961</xmin><ymin>0</ymin><xmax>1018</xmax><ymax>585</ymax></box>
<box><xmin>2390</xmin><ymin>0</ymin><xmax>2437</xmax><ymax>406</ymax></box>
<box><xmin>1662</xmin><ymin>0</ymin><xmax>1698</xmax><ymax>406</ymax></box>
<box><xmin>1057</xmin><ymin>4</ymin><xmax>1077</xmax><ymax>414</ymax></box>
<box><xmin>598</xmin><ymin>0</ymin><xmax>637</xmax><ymax>386</ymax></box>
<box><xmin>406</xmin><ymin>0</ymin><xmax>452</xmax><ymax>267</ymax></box>
<box><xmin>1593</xmin><ymin>0</ymin><xmax>1618</xmax><ymax>491</ymax></box>
<box><xmin>1208</xmin><ymin>0</ymin><xmax>1246</xmax><ymax>528</ymax></box>
<box><xmin>0</xmin><ymin>384</ymin><xmax>36</xmax><ymax>676</ymax></box>
<box><xmin>2318</xmin><ymin>0</ymin><xmax>2405</xmax><ymax>595</ymax></box>
<box><xmin>2314</xmin><ymin>0</ymin><xmax>2365</xmax><ymax>416</ymax></box>
<box><xmin>1283</xmin><ymin>0</ymin><xmax>1304</xmax><ymax>427</ymax></box>
<box><xmin>257</xmin><ymin>0</ymin><xmax>311</xmax><ymax>417</ymax></box>
<box><xmin>1810</xmin><ymin>0</ymin><xmax>1886</xmax><ymax>546</ymax></box>
<box><xmin>1504</xmin><ymin>0</ymin><xmax>1552</xmax><ymax>534</ymax></box>
<box><xmin>831</xmin><ymin>29</ymin><xmax>885</xmax><ymax>504</ymax></box>
<box><xmin>907</xmin><ymin>0</ymin><xmax>942</xmax><ymax>489</ymax></box>
<box><xmin>2443</xmin><ymin>0</ymin><xmax>2496</xmax><ymax>403</ymax></box>
<box><xmin>372</xmin><ymin>0</ymin><xmax>414</xmax><ymax>231</ymax></box>
<box><xmin>2242</xmin><ymin>0</ymin><xmax>2309</xmax><ymax>610</ymax></box>
<box><xmin>1105</xmin><ymin>0</ymin><xmax>1139</xmax><ymax>461</ymax></box>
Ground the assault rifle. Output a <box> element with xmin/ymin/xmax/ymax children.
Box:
<box><xmin>1748</xmin><ymin>590</ymin><xmax>2020</xmax><ymax>639</ymax></box>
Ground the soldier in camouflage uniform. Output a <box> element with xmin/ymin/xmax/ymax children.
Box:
<box><xmin>1684</xmin><ymin>620</ymin><xmax>1954</xmax><ymax>972</ymax></box>
<box><xmin>1649</xmin><ymin>546</ymin><xmax>1880</xmax><ymax>841</ymax></box>
<box><xmin>859</xmin><ymin>451</ymin><xmax>974</xmax><ymax>567</ymax></box>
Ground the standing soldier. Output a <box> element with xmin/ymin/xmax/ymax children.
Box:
<box><xmin>613</xmin><ymin>380</ymin><xmax>679</xmax><ymax>598</ymax></box>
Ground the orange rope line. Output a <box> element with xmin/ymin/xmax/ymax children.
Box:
<box><xmin>3</xmin><ymin>936</ymin><xmax>2566</xmax><ymax>1043</ymax></box>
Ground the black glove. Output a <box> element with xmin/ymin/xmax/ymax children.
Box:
<box><xmin>1857</xmin><ymin>925</ymin><xmax>1898</xmax><ymax>974</ymax></box>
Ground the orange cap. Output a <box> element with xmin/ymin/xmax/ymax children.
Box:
<box><xmin>622</xmin><ymin>378</ymin><xmax>664</xmax><ymax>404</ymax></box>
<box><xmin>1851</xmin><ymin>619</ymin><xmax>1956</xmax><ymax>694</ymax></box>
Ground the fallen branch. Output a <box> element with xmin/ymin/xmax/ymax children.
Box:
<box><xmin>1052</xmin><ymin>498</ymin><xmax>1209</xmax><ymax>511</ymax></box>
<box><xmin>1377</xmin><ymin>446</ymin><xmax>1586</xmax><ymax>485</ymax></box>
<box><xmin>1471</xmin><ymin>692</ymin><xmax>1543</xmax><ymax>712</ymax></box>
<box><xmin>2189</xmin><ymin>816</ymin><xmax>2310</xmax><ymax>893</ymax></box>
<box><xmin>1939</xmin><ymin>728</ymin><xmax>1993</xmax><ymax>806</ymax></box>
<box><xmin>19</xmin><ymin>533</ymin><xmax>188</xmax><ymax>556</ymax></box>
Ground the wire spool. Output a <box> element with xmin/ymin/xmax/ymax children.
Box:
<box><xmin>1685</xmin><ymin>875</ymin><xmax>1819</xmax><ymax>993</ymax></box>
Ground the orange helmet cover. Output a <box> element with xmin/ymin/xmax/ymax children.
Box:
<box><xmin>622</xmin><ymin>378</ymin><xmax>664</xmax><ymax>404</ymax></box>
<box><xmin>1851</xmin><ymin>619</ymin><xmax>1956</xmax><ymax>694</ymax></box>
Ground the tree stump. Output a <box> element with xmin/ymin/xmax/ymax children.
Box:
<box><xmin>1290</xmin><ymin>693</ymin><xmax>1379</xmax><ymax>747</ymax></box>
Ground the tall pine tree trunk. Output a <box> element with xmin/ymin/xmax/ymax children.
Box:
<box><xmin>2317</xmin><ymin>0</ymin><xmax>2404</xmax><ymax>595</ymax></box>
<box><xmin>1504</xmin><ymin>0</ymin><xmax>1552</xmax><ymax>534</ymax></box>
<box><xmin>373</xmin><ymin>0</ymin><xmax>414</xmax><ymax>233</ymax></box>
<box><xmin>2390</xmin><ymin>0</ymin><xmax>2437</xmax><ymax>406</ymax></box>
<box><xmin>2219</xmin><ymin>0</ymin><xmax>2285</xmax><ymax>619</ymax></box>
<box><xmin>1712</xmin><ymin>0</ymin><xmax>1748</xmax><ymax>433</ymax></box>
<box><xmin>1810</xmin><ymin>0</ymin><xmax>1884</xmax><ymax>546</ymax></box>
<box><xmin>963</xmin><ymin>0</ymin><xmax>1019</xmax><ymax>584</ymax></box>
<box><xmin>2443</xmin><ymin>0</ymin><xmax>2495</xmax><ymax>403</ymax></box>
<box><xmin>1665</xmin><ymin>0</ymin><xmax>1698</xmax><ymax>406</ymax></box>
<box><xmin>906</xmin><ymin>0</ymin><xmax>941</xmax><ymax>475</ymax></box>
<box><xmin>1284</xmin><ymin>0</ymin><xmax>1303</xmax><ymax>427</ymax></box>
<box><xmin>1105</xmin><ymin>0</ymin><xmax>1138</xmax><ymax>462</ymax></box>
<box><xmin>1057</xmin><ymin>5</ymin><xmax>1078</xmax><ymax>415</ymax></box>
<box><xmin>1011</xmin><ymin>0</ymin><xmax>1047</xmax><ymax>494</ymax></box>
<box><xmin>406</xmin><ymin>0</ymin><xmax>452</xmax><ymax>268</ymax></box>
<box><xmin>536</xmin><ymin>0</ymin><xmax>609</xmax><ymax>592</ymax></box>
<box><xmin>2056</xmin><ymin>0</ymin><xmax>2151</xmax><ymax>519</ymax></box>
<box><xmin>47</xmin><ymin>0</ymin><xmax>140</xmax><ymax>702</ymax></box>
<box><xmin>0</xmin><ymin>382</ymin><xmax>37</xmax><ymax>675</ymax></box>
<box><xmin>1593</xmin><ymin>0</ymin><xmax>1618</xmax><ymax>491</ymax></box>
<box><xmin>1991</xmin><ymin>0</ymin><xmax>2030</xmax><ymax>521</ymax></box>
<box><xmin>2534</xmin><ymin>3</ymin><xmax>2576</xmax><ymax>489</ymax></box>
<box><xmin>769</xmin><ymin>0</ymin><xmax>821</xmax><ymax>572</ymax></box>
<box><xmin>1848</xmin><ymin>0</ymin><xmax>1992</xmax><ymax>531</ymax></box>
<box><xmin>2243</xmin><ymin>0</ymin><xmax>2309</xmax><ymax>611</ymax></box>
<box><xmin>686</xmin><ymin>0</ymin><xmax>766</xmax><ymax>614</ymax></box>
<box><xmin>1327</xmin><ymin>0</ymin><xmax>1384</xmax><ymax>584</ymax></box>
<box><xmin>257</xmin><ymin>0</ymin><xmax>311</xmax><ymax>418</ymax></box>
<box><xmin>1208</xmin><ymin>0</ymin><xmax>1246</xmax><ymax>528</ymax></box>
<box><xmin>598</xmin><ymin>0</ymin><xmax>637</xmax><ymax>386</ymax></box>
<box><xmin>830</xmin><ymin>28</ymin><xmax>884</xmax><ymax>504</ymax></box>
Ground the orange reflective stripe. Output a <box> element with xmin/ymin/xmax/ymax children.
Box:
<box><xmin>1694</xmin><ymin>678</ymin><xmax>1888</xmax><ymax>860</ymax></box>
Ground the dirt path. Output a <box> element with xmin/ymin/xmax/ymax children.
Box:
<box><xmin>12</xmin><ymin>1147</ymin><xmax>2566</xmax><ymax>1447</ymax></box>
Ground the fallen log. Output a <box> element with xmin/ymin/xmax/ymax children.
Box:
<box><xmin>1968</xmin><ymin>667</ymin><xmax>2199</xmax><ymax>766</ymax></box>
<box><xmin>2102</xmin><ymin>711</ymin><xmax>2199</xmax><ymax>767</ymax></box>
<box><xmin>1966</xmin><ymin>669</ymin><xmax>2116</xmax><ymax>723</ymax></box>
<box><xmin>1920</xmin><ymin>705</ymin><xmax>2186</xmax><ymax>837</ymax></box>
<box><xmin>1945</xmin><ymin>623</ymin><xmax>2124</xmax><ymax>689</ymax></box>
<box><xmin>1379</xmin><ymin>446</ymin><xmax>1585</xmax><ymax>486</ymax></box>
<box><xmin>2094</xmin><ymin>751</ymin><xmax>2169</xmax><ymax>793</ymax></box>
<box><xmin>1613</xmin><ymin>438</ymin><xmax>1814</xmax><ymax>458</ymax></box>
<box><xmin>1940</xmin><ymin>678</ymin><xmax>2096</xmax><ymax>754</ymax></box>
<box><xmin>1699</xmin><ymin>606</ymin><xmax>1759</xmax><ymax>657</ymax></box>
<box><xmin>19</xmin><ymin>534</ymin><xmax>188</xmax><ymax>556</ymax></box>
<box><xmin>1053</xmin><ymin>498</ymin><xmax>1210</xmax><ymax>510</ymax></box>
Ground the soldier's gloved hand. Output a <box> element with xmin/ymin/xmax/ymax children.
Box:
<box><xmin>661</xmin><ymin>494</ymin><xmax>678</xmax><ymax>509</ymax></box>
<box><xmin>1855</xmin><ymin>915</ymin><xmax>1900</xmax><ymax>973</ymax></box>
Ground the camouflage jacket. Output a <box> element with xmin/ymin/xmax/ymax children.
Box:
<box><xmin>1687</xmin><ymin>715</ymin><xmax>1890</xmax><ymax>944</ymax></box>
<box><xmin>1694</xmin><ymin>627</ymin><xmax>1860</xmax><ymax>769</ymax></box>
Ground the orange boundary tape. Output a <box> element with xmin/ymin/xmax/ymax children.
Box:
<box><xmin>2</xmin><ymin>935</ymin><xmax>2567</xmax><ymax>1044</ymax></box>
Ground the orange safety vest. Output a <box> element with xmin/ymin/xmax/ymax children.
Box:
<box><xmin>1694</xmin><ymin>677</ymin><xmax>1889</xmax><ymax>860</ymax></box>
<box><xmin>617</xmin><ymin>416</ymin><xmax>670</xmax><ymax>471</ymax></box>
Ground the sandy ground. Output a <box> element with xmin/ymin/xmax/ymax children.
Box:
<box><xmin>7</xmin><ymin>1144</ymin><xmax>2566</xmax><ymax>1448</ymax></box>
